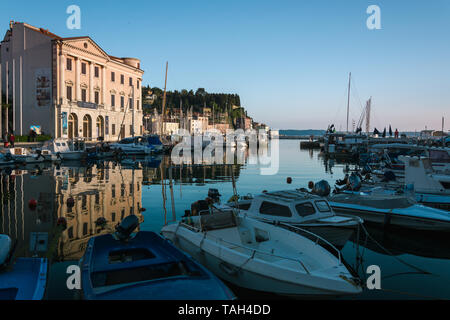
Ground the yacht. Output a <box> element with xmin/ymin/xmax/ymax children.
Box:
<box><xmin>110</xmin><ymin>136</ymin><xmax>153</xmax><ymax>155</ymax></box>
<box><xmin>44</xmin><ymin>138</ymin><xmax>87</xmax><ymax>161</ymax></box>
<box><xmin>161</xmin><ymin>211</ymin><xmax>362</xmax><ymax>297</ymax></box>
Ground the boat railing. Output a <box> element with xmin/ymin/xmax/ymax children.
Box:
<box><xmin>179</xmin><ymin>221</ymin><xmax>312</xmax><ymax>274</ymax></box>
<box><xmin>278</xmin><ymin>222</ymin><xmax>342</xmax><ymax>264</ymax></box>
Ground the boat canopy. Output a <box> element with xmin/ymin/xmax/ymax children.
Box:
<box><xmin>238</xmin><ymin>190</ymin><xmax>336</xmax><ymax>223</ymax></box>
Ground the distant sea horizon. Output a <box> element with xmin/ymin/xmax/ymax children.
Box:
<box><xmin>279</xmin><ymin>129</ymin><xmax>433</xmax><ymax>137</ymax></box>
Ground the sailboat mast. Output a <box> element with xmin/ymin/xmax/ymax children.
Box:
<box><xmin>346</xmin><ymin>72</ymin><xmax>351</xmax><ymax>133</ymax></box>
<box><xmin>161</xmin><ymin>62</ymin><xmax>168</xmax><ymax>136</ymax></box>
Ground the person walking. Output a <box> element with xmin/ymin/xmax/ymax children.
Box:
<box><xmin>9</xmin><ymin>132</ymin><xmax>15</xmax><ymax>148</ymax></box>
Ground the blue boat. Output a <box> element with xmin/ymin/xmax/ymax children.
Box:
<box><xmin>80</xmin><ymin>215</ymin><xmax>235</xmax><ymax>300</ymax></box>
<box><xmin>145</xmin><ymin>135</ymin><xmax>164</xmax><ymax>154</ymax></box>
<box><xmin>0</xmin><ymin>235</ymin><xmax>48</xmax><ymax>300</ymax></box>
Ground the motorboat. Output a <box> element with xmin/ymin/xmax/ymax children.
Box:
<box><xmin>6</xmin><ymin>147</ymin><xmax>46</xmax><ymax>164</ymax></box>
<box><xmin>221</xmin><ymin>189</ymin><xmax>362</xmax><ymax>248</ymax></box>
<box><xmin>0</xmin><ymin>153</ymin><xmax>15</xmax><ymax>166</ymax></box>
<box><xmin>44</xmin><ymin>138</ymin><xmax>87</xmax><ymax>161</ymax></box>
<box><xmin>110</xmin><ymin>136</ymin><xmax>153</xmax><ymax>155</ymax></box>
<box><xmin>87</xmin><ymin>142</ymin><xmax>116</xmax><ymax>160</ymax></box>
<box><xmin>161</xmin><ymin>211</ymin><xmax>362</xmax><ymax>297</ymax></box>
<box><xmin>80</xmin><ymin>215</ymin><xmax>235</xmax><ymax>300</ymax></box>
<box><xmin>145</xmin><ymin>135</ymin><xmax>164</xmax><ymax>154</ymax></box>
<box><xmin>328</xmin><ymin>190</ymin><xmax>450</xmax><ymax>231</ymax></box>
<box><xmin>0</xmin><ymin>234</ymin><xmax>48</xmax><ymax>300</ymax></box>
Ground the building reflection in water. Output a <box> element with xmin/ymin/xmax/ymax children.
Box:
<box><xmin>54</xmin><ymin>163</ymin><xmax>144</xmax><ymax>260</ymax></box>
<box><xmin>0</xmin><ymin>148</ymin><xmax>252</xmax><ymax>261</ymax></box>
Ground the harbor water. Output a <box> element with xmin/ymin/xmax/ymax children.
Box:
<box><xmin>1</xmin><ymin>140</ymin><xmax>450</xmax><ymax>300</ymax></box>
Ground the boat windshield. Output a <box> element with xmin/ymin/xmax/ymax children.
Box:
<box><xmin>295</xmin><ymin>202</ymin><xmax>316</xmax><ymax>217</ymax></box>
<box><xmin>315</xmin><ymin>200</ymin><xmax>331</xmax><ymax>212</ymax></box>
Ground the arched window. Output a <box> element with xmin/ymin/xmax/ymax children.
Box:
<box><xmin>83</xmin><ymin>114</ymin><xmax>92</xmax><ymax>139</ymax></box>
<box><xmin>68</xmin><ymin>113</ymin><xmax>78</xmax><ymax>139</ymax></box>
<box><xmin>96</xmin><ymin>116</ymin><xmax>104</xmax><ymax>138</ymax></box>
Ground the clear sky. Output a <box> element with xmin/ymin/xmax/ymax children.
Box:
<box><xmin>1</xmin><ymin>0</ymin><xmax>449</xmax><ymax>131</ymax></box>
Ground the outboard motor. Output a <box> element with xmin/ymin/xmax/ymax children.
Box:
<box><xmin>208</xmin><ymin>188</ymin><xmax>221</xmax><ymax>203</ymax></box>
<box><xmin>313</xmin><ymin>180</ymin><xmax>331</xmax><ymax>197</ymax></box>
<box><xmin>115</xmin><ymin>215</ymin><xmax>140</xmax><ymax>241</ymax></box>
<box><xmin>348</xmin><ymin>172</ymin><xmax>362</xmax><ymax>191</ymax></box>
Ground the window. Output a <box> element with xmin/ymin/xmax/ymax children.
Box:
<box><xmin>137</xmin><ymin>80</ymin><xmax>140</xmax><ymax>89</ymax></box>
<box><xmin>140</xmin><ymin>125</ymin><xmax>143</xmax><ymax>135</ymax></box>
<box><xmin>112</xmin><ymin>184</ymin><xmax>116</xmax><ymax>198</ymax></box>
<box><xmin>111</xmin><ymin>94</ymin><xmax>115</xmax><ymax>108</ymax></box>
<box><xmin>130</xmin><ymin>125</ymin><xmax>133</xmax><ymax>136</ymax></box>
<box><xmin>129</xmin><ymin>98</ymin><xmax>133</xmax><ymax>109</ymax></box>
<box><xmin>315</xmin><ymin>201</ymin><xmax>331</xmax><ymax>212</ymax></box>
<box><xmin>67</xmin><ymin>58</ymin><xmax>72</xmax><ymax>71</ymax></box>
<box><xmin>120</xmin><ymin>74</ymin><xmax>124</xmax><ymax>84</ymax></box>
<box><xmin>111</xmin><ymin>72</ymin><xmax>115</xmax><ymax>82</ymax></box>
<box><xmin>81</xmin><ymin>89</ymin><xmax>87</xmax><ymax>102</ymax></box>
<box><xmin>67</xmin><ymin>86</ymin><xmax>72</xmax><ymax>101</ymax></box>
<box><xmin>120</xmin><ymin>96</ymin><xmax>125</xmax><ymax>111</ymax></box>
<box><xmin>129</xmin><ymin>77</ymin><xmax>133</xmax><ymax>86</ymax></box>
<box><xmin>94</xmin><ymin>66</ymin><xmax>99</xmax><ymax>78</ymax></box>
<box><xmin>112</xmin><ymin>124</ymin><xmax>116</xmax><ymax>135</ymax></box>
<box><xmin>136</xmin><ymin>99</ymin><xmax>140</xmax><ymax>110</ymax></box>
<box><xmin>295</xmin><ymin>203</ymin><xmax>316</xmax><ymax>217</ymax></box>
<box><xmin>81</xmin><ymin>62</ymin><xmax>86</xmax><ymax>75</ymax></box>
<box><xmin>259</xmin><ymin>201</ymin><xmax>292</xmax><ymax>217</ymax></box>
<box><xmin>121</xmin><ymin>184</ymin><xmax>125</xmax><ymax>197</ymax></box>
<box><xmin>94</xmin><ymin>91</ymin><xmax>100</xmax><ymax>104</ymax></box>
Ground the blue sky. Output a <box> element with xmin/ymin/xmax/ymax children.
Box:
<box><xmin>1</xmin><ymin>0</ymin><xmax>449</xmax><ymax>131</ymax></box>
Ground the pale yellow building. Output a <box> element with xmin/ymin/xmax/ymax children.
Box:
<box><xmin>0</xmin><ymin>21</ymin><xmax>144</xmax><ymax>140</ymax></box>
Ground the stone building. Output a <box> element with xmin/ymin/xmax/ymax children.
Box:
<box><xmin>0</xmin><ymin>21</ymin><xmax>144</xmax><ymax>141</ymax></box>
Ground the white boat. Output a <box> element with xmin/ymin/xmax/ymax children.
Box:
<box><xmin>224</xmin><ymin>190</ymin><xmax>362</xmax><ymax>248</ymax></box>
<box><xmin>161</xmin><ymin>211</ymin><xmax>362</xmax><ymax>297</ymax></box>
<box><xmin>328</xmin><ymin>190</ymin><xmax>450</xmax><ymax>231</ymax></box>
<box><xmin>44</xmin><ymin>138</ymin><xmax>87</xmax><ymax>161</ymax></box>
<box><xmin>110</xmin><ymin>136</ymin><xmax>153</xmax><ymax>155</ymax></box>
<box><xmin>7</xmin><ymin>147</ymin><xmax>46</xmax><ymax>164</ymax></box>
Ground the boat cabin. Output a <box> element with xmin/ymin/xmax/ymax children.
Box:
<box><xmin>229</xmin><ymin>190</ymin><xmax>336</xmax><ymax>223</ymax></box>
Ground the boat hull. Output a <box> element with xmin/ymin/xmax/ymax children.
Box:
<box><xmin>161</xmin><ymin>224</ymin><xmax>361</xmax><ymax>297</ymax></box>
<box><xmin>330</xmin><ymin>204</ymin><xmax>450</xmax><ymax>231</ymax></box>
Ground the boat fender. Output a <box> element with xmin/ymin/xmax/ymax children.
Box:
<box><xmin>28</xmin><ymin>199</ymin><xmax>37</xmax><ymax>211</ymax></box>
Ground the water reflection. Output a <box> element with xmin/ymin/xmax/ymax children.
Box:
<box><xmin>0</xmin><ymin>153</ymin><xmax>248</xmax><ymax>262</ymax></box>
<box><xmin>1</xmin><ymin>141</ymin><xmax>450</xmax><ymax>299</ymax></box>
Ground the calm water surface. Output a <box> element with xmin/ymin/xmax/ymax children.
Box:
<box><xmin>1</xmin><ymin>140</ymin><xmax>450</xmax><ymax>299</ymax></box>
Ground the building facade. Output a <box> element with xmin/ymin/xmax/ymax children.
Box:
<box><xmin>0</xmin><ymin>21</ymin><xmax>144</xmax><ymax>140</ymax></box>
